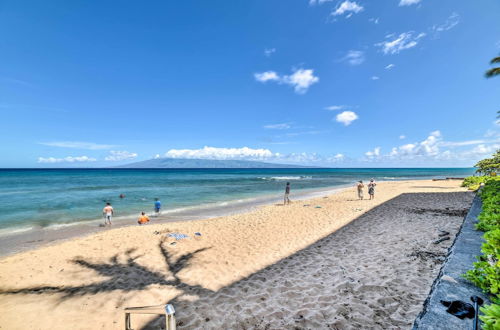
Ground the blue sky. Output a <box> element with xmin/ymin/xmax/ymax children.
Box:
<box><xmin>1</xmin><ymin>0</ymin><xmax>499</xmax><ymax>167</ymax></box>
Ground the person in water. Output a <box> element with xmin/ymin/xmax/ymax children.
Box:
<box><xmin>102</xmin><ymin>202</ymin><xmax>114</xmax><ymax>226</ymax></box>
<box><xmin>154</xmin><ymin>198</ymin><xmax>161</xmax><ymax>216</ymax></box>
<box><xmin>368</xmin><ymin>179</ymin><xmax>376</xmax><ymax>200</ymax></box>
<box><xmin>357</xmin><ymin>181</ymin><xmax>364</xmax><ymax>200</ymax></box>
<box><xmin>284</xmin><ymin>182</ymin><xmax>291</xmax><ymax>205</ymax></box>
<box><xmin>138</xmin><ymin>212</ymin><xmax>150</xmax><ymax>225</ymax></box>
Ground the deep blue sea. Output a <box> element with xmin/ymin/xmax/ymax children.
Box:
<box><xmin>0</xmin><ymin>168</ymin><xmax>474</xmax><ymax>234</ymax></box>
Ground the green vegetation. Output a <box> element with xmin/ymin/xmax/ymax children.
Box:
<box><xmin>464</xmin><ymin>229</ymin><xmax>500</xmax><ymax>297</ymax></box>
<box><xmin>474</xmin><ymin>150</ymin><xmax>500</xmax><ymax>176</ymax></box>
<box><xmin>461</xmin><ymin>176</ymin><xmax>500</xmax><ymax>191</ymax></box>
<box><xmin>476</xmin><ymin>181</ymin><xmax>500</xmax><ymax>232</ymax></box>
<box><xmin>480</xmin><ymin>303</ymin><xmax>500</xmax><ymax>330</ymax></box>
<box><xmin>462</xmin><ymin>150</ymin><xmax>500</xmax><ymax>327</ymax></box>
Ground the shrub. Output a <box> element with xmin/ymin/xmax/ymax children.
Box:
<box><xmin>462</xmin><ymin>176</ymin><xmax>500</xmax><ymax>191</ymax></box>
<box><xmin>480</xmin><ymin>303</ymin><xmax>500</xmax><ymax>330</ymax></box>
<box><xmin>474</xmin><ymin>150</ymin><xmax>500</xmax><ymax>176</ymax></box>
<box><xmin>464</xmin><ymin>229</ymin><xmax>500</xmax><ymax>297</ymax></box>
<box><xmin>476</xmin><ymin>180</ymin><xmax>500</xmax><ymax>231</ymax></box>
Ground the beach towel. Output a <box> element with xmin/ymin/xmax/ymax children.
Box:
<box><xmin>167</xmin><ymin>233</ymin><xmax>189</xmax><ymax>240</ymax></box>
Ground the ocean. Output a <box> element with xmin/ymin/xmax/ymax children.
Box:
<box><xmin>0</xmin><ymin>168</ymin><xmax>474</xmax><ymax>235</ymax></box>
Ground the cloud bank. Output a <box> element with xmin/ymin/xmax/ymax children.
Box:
<box><xmin>165</xmin><ymin>146</ymin><xmax>275</xmax><ymax>160</ymax></box>
<box><xmin>39</xmin><ymin>141</ymin><xmax>117</xmax><ymax>150</ymax></box>
<box><xmin>38</xmin><ymin>156</ymin><xmax>97</xmax><ymax>163</ymax></box>
<box><xmin>104</xmin><ymin>150</ymin><xmax>138</xmax><ymax>161</ymax></box>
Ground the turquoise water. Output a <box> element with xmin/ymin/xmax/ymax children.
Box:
<box><xmin>0</xmin><ymin>168</ymin><xmax>474</xmax><ymax>233</ymax></box>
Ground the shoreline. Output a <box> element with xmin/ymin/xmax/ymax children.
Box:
<box><xmin>0</xmin><ymin>183</ymin><xmax>352</xmax><ymax>257</ymax></box>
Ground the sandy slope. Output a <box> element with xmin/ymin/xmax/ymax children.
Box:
<box><xmin>0</xmin><ymin>180</ymin><xmax>472</xmax><ymax>329</ymax></box>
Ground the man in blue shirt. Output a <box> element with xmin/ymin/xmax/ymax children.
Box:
<box><xmin>154</xmin><ymin>198</ymin><xmax>161</xmax><ymax>216</ymax></box>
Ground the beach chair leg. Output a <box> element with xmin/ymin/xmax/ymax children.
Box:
<box><xmin>125</xmin><ymin>312</ymin><xmax>132</xmax><ymax>330</ymax></box>
<box><xmin>165</xmin><ymin>304</ymin><xmax>176</xmax><ymax>330</ymax></box>
<box><xmin>166</xmin><ymin>314</ymin><xmax>176</xmax><ymax>330</ymax></box>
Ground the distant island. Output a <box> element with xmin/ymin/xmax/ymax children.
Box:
<box><xmin>118</xmin><ymin>157</ymin><xmax>316</xmax><ymax>169</ymax></box>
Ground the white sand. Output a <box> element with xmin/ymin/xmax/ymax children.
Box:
<box><xmin>0</xmin><ymin>180</ymin><xmax>473</xmax><ymax>329</ymax></box>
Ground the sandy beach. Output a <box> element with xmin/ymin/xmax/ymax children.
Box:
<box><xmin>0</xmin><ymin>180</ymin><xmax>473</xmax><ymax>329</ymax></box>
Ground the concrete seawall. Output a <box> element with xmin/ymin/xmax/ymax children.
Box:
<box><xmin>413</xmin><ymin>194</ymin><xmax>490</xmax><ymax>329</ymax></box>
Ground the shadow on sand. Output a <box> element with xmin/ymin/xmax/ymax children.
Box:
<box><xmin>0</xmin><ymin>243</ymin><xmax>212</xmax><ymax>307</ymax></box>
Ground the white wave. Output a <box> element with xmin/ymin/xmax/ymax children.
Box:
<box><xmin>0</xmin><ymin>226</ymin><xmax>35</xmax><ymax>237</ymax></box>
<box><xmin>45</xmin><ymin>221</ymin><xmax>96</xmax><ymax>230</ymax></box>
<box><xmin>259</xmin><ymin>176</ymin><xmax>312</xmax><ymax>181</ymax></box>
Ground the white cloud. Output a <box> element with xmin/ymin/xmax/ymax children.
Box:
<box><xmin>165</xmin><ymin>146</ymin><xmax>275</xmax><ymax>160</ymax></box>
<box><xmin>440</xmin><ymin>140</ymin><xmax>486</xmax><ymax>147</ymax></box>
<box><xmin>385</xmin><ymin>64</ymin><xmax>395</xmax><ymax>70</ymax></box>
<box><xmin>309</xmin><ymin>0</ymin><xmax>333</xmax><ymax>5</ymax></box>
<box><xmin>161</xmin><ymin>146</ymin><xmax>348</xmax><ymax>166</ymax></box>
<box><xmin>264</xmin><ymin>123</ymin><xmax>291</xmax><ymax>130</ymax></box>
<box><xmin>376</xmin><ymin>32</ymin><xmax>425</xmax><ymax>55</ymax></box>
<box><xmin>336</xmin><ymin>111</ymin><xmax>359</xmax><ymax>126</ymax></box>
<box><xmin>255</xmin><ymin>68</ymin><xmax>319</xmax><ymax>94</ymax></box>
<box><xmin>373</xmin><ymin>130</ymin><xmax>500</xmax><ymax>165</ymax></box>
<box><xmin>325</xmin><ymin>105</ymin><xmax>347</xmax><ymax>111</ymax></box>
<box><xmin>470</xmin><ymin>144</ymin><xmax>500</xmax><ymax>155</ymax></box>
<box><xmin>264</xmin><ymin>48</ymin><xmax>276</xmax><ymax>57</ymax></box>
<box><xmin>332</xmin><ymin>1</ymin><xmax>364</xmax><ymax>16</ymax></box>
<box><xmin>371</xmin><ymin>76</ymin><xmax>380</xmax><ymax>80</ymax></box>
<box><xmin>254</xmin><ymin>71</ymin><xmax>279</xmax><ymax>82</ymax></box>
<box><xmin>387</xmin><ymin>131</ymin><xmax>441</xmax><ymax>158</ymax></box>
<box><xmin>341</xmin><ymin>50</ymin><xmax>365</xmax><ymax>65</ymax></box>
<box><xmin>369</xmin><ymin>17</ymin><xmax>379</xmax><ymax>24</ymax></box>
<box><xmin>104</xmin><ymin>150</ymin><xmax>138</xmax><ymax>161</ymax></box>
<box><xmin>37</xmin><ymin>156</ymin><xmax>97</xmax><ymax>163</ymax></box>
<box><xmin>365</xmin><ymin>147</ymin><xmax>381</xmax><ymax>158</ymax></box>
<box><xmin>38</xmin><ymin>141</ymin><xmax>116</xmax><ymax>150</ymax></box>
<box><xmin>281</xmin><ymin>130</ymin><xmax>327</xmax><ymax>138</ymax></box>
<box><xmin>399</xmin><ymin>0</ymin><xmax>421</xmax><ymax>6</ymax></box>
<box><xmin>432</xmin><ymin>12</ymin><xmax>460</xmax><ymax>33</ymax></box>
<box><xmin>399</xmin><ymin>135</ymin><xmax>406</xmax><ymax>139</ymax></box>
<box><xmin>282</xmin><ymin>69</ymin><xmax>320</xmax><ymax>94</ymax></box>
<box><xmin>485</xmin><ymin>129</ymin><xmax>500</xmax><ymax>138</ymax></box>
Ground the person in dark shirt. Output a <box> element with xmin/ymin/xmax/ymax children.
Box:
<box><xmin>284</xmin><ymin>182</ymin><xmax>291</xmax><ymax>205</ymax></box>
<box><xmin>368</xmin><ymin>179</ymin><xmax>376</xmax><ymax>200</ymax></box>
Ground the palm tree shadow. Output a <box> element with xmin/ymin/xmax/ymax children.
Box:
<box><xmin>0</xmin><ymin>243</ymin><xmax>213</xmax><ymax>306</ymax></box>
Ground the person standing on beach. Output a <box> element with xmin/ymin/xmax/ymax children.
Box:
<box><xmin>154</xmin><ymin>198</ymin><xmax>161</xmax><ymax>216</ymax></box>
<box><xmin>357</xmin><ymin>181</ymin><xmax>364</xmax><ymax>200</ymax></box>
<box><xmin>102</xmin><ymin>202</ymin><xmax>114</xmax><ymax>226</ymax></box>
<box><xmin>368</xmin><ymin>179</ymin><xmax>376</xmax><ymax>200</ymax></box>
<box><xmin>284</xmin><ymin>182</ymin><xmax>291</xmax><ymax>205</ymax></box>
